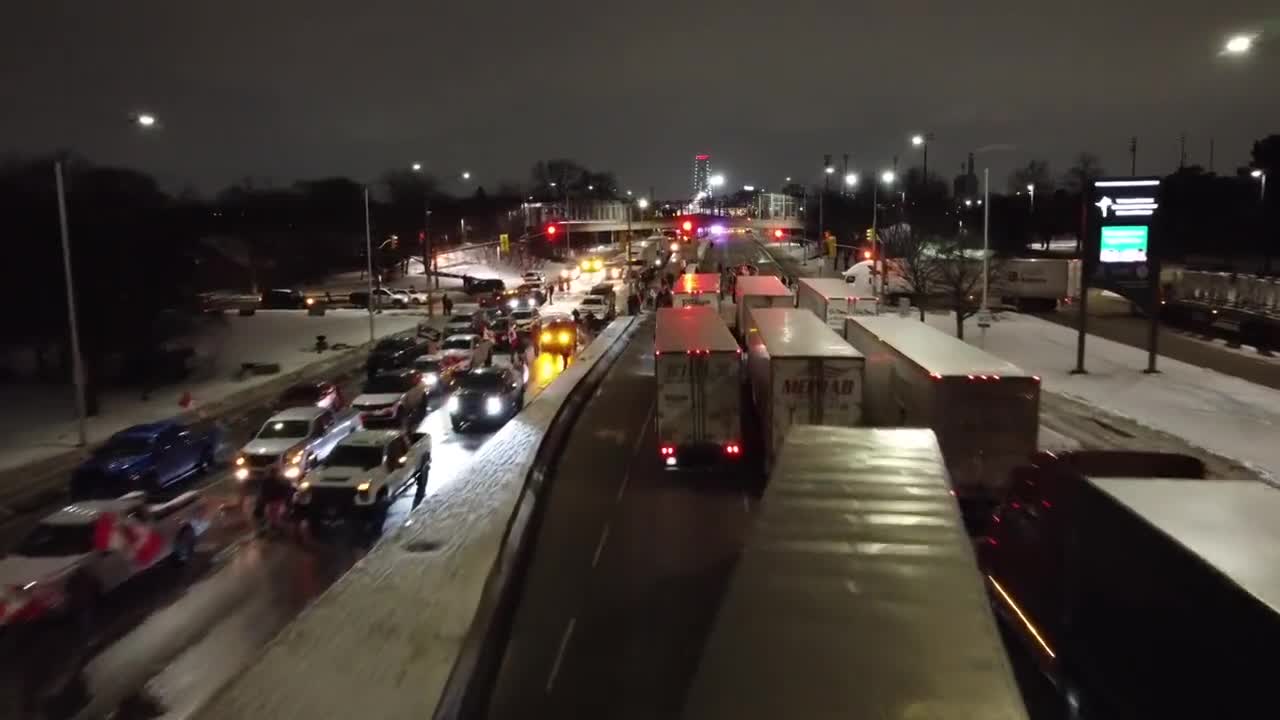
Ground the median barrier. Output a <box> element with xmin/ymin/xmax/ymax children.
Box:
<box><xmin>194</xmin><ymin>315</ymin><xmax>642</xmax><ymax>720</ymax></box>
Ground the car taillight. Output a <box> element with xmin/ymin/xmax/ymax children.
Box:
<box><xmin>724</xmin><ymin>443</ymin><xmax>741</xmax><ymax>456</ymax></box>
<box><xmin>659</xmin><ymin>445</ymin><xmax>675</xmax><ymax>456</ymax></box>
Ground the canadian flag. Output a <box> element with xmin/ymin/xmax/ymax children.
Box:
<box><xmin>95</xmin><ymin>512</ymin><xmax>166</xmax><ymax>568</ymax></box>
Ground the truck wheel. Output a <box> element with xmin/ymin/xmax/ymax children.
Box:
<box><xmin>172</xmin><ymin>526</ymin><xmax>196</xmax><ymax>565</ymax></box>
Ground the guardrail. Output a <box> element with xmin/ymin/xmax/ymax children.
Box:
<box><xmin>194</xmin><ymin>313</ymin><xmax>643</xmax><ymax>720</ymax></box>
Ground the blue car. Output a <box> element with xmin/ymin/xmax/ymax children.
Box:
<box><xmin>71</xmin><ymin>421</ymin><xmax>220</xmax><ymax>499</ymax></box>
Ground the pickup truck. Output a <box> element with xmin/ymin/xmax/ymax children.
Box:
<box><xmin>0</xmin><ymin>490</ymin><xmax>209</xmax><ymax>625</ymax></box>
<box><xmin>233</xmin><ymin>406</ymin><xmax>358</xmax><ymax>486</ymax></box>
<box><xmin>71</xmin><ymin>421</ymin><xmax>220</xmax><ymax>499</ymax></box>
<box><xmin>293</xmin><ymin>429</ymin><xmax>431</xmax><ymax>529</ymax></box>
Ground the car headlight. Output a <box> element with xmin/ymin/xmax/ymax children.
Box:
<box><xmin>298</xmin><ymin>481</ymin><xmax>311</xmax><ymax>491</ymax></box>
<box><xmin>508</xmin><ymin>299</ymin><xmax>518</xmax><ymax>308</ymax></box>
<box><xmin>558</xmin><ymin>331</ymin><xmax>571</xmax><ymax>345</ymax></box>
<box><xmin>235</xmin><ymin>467</ymin><xmax>249</xmax><ymax>481</ymax></box>
<box><xmin>446</xmin><ymin>396</ymin><xmax>460</xmax><ymax>414</ymax></box>
<box><xmin>423</xmin><ymin>372</ymin><xmax>439</xmax><ymax>386</ymax></box>
<box><xmin>356</xmin><ymin>481</ymin><xmax>372</xmax><ymax>493</ymax></box>
<box><xmin>283</xmin><ymin>465</ymin><xmax>301</xmax><ymax>480</ymax></box>
<box><xmin>235</xmin><ymin>456</ymin><xmax>246</xmax><ymax>467</ymax></box>
<box><xmin>485</xmin><ymin>396</ymin><xmax>503</xmax><ymax>416</ymax></box>
<box><xmin>289</xmin><ymin>451</ymin><xmax>305</xmax><ymax>465</ymax></box>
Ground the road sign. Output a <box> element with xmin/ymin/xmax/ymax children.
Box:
<box><xmin>499</xmin><ymin>233</ymin><xmax>510</xmax><ymax>254</ymax></box>
<box><xmin>1099</xmin><ymin>225</ymin><xmax>1149</xmax><ymax>263</ymax></box>
<box><xmin>976</xmin><ymin>309</ymin><xmax>993</xmax><ymax>329</ymax></box>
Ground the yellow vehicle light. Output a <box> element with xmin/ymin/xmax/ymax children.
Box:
<box><xmin>357</xmin><ymin>481</ymin><xmax>372</xmax><ymax>493</ymax></box>
<box><xmin>540</xmin><ymin>331</ymin><xmax>553</xmax><ymax>344</ymax></box>
<box><xmin>558</xmin><ymin>331</ymin><xmax>571</xmax><ymax>345</ymax></box>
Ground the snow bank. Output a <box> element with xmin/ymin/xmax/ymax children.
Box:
<box><xmin>921</xmin><ymin>311</ymin><xmax>1280</xmax><ymax>483</ymax></box>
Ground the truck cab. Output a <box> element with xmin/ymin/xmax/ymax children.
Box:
<box><xmin>234</xmin><ymin>406</ymin><xmax>357</xmax><ymax>486</ymax></box>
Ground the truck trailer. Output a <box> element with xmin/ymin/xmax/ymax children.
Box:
<box><xmin>732</xmin><ymin>275</ymin><xmax>793</xmax><ymax>335</ymax></box>
<box><xmin>745</xmin><ymin>308</ymin><xmax>864</xmax><ymax>466</ymax></box>
<box><xmin>843</xmin><ymin>315</ymin><xmax>1038</xmax><ymax>516</ymax></box>
<box><xmin>671</xmin><ymin>273</ymin><xmax>722</xmax><ymax>311</ymax></box>
<box><xmin>655</xmin><ymin>306</ymin><xmax>743</xmax><ymax>468</ymax></box>
<box><xmin>796</xmin><ymin>277</ymin><xmax>875</xmax><ymax>332</ymax></box>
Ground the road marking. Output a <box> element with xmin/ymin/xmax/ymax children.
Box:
<box><xmin>591</xmin><ymin>523</ymin><xmax>611</xmax><ymax>568</ymax></box>
<box><xmin>545</xmin><ymin>616</ymin><xmax>577</xmax><ymax>693</ymax></box>
<box><xmin>630</xmin><ymin>398</ymin><xmax>657</xmax><ymax>456</ymax></box>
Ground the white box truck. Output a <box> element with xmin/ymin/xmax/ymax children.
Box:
<box><xmin>745</xmin><ymin>308</ymin><xmax>865</xmax><ymax>465</ymax></box>
<box><xmin>732</xmin><ymin>275</ymin><xmax>793</xmax><ymax>335</ymax></box>
<box><xmin>843</xmin><ymin>315</ymin><xmax>1039</xmax><ymax>517</ymax></box>
<box><xmin>655</xmin><ymin>306</ymin><xmax>743</xmax><ymax>468</ymax></box>
<box><xmin>671</xmin><ymin>272</ymin><xmax>722</xmax><ymax>311</ymax></box>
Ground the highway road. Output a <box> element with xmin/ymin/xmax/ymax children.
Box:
<box><xmin>0</xmin><ymin>307</ymin><xmax>572</xmax><ymax>720</ymax></box>
<box><xmin>487</xmin><ymin>234</ymin><xmax>767</xmax><ymax>719</ymax></box>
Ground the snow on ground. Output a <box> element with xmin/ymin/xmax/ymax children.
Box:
<box><xmin>0</xmin><ymin>309</ymin><xmax>428</xmax><ymax>476</ymax></box>
<box><xmin>920</xmin><ymin>310</ymin><xmax>1280</xmax><ymax>483</ymax></box>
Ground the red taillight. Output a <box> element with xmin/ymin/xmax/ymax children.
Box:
<box><xmin>660</xmin><ymin>445</ymin><xmax>675</xmax><ymax>456</ymax></box>
<box><xmin>1032</xmin><ymin>375</ymin><xmax>1041</xmax><ymax>383</ymax></box>
<box><xmin>724</xmin><ymin>443</ymin><xmax>741</xmax><ymax>456</ymax></box>
<box><xmin>929</xmin><ymin>372</ymin><xmax>942</xmax><ymax>381</ymax></box>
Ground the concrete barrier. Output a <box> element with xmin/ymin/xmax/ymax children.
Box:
<box><xmin>194</xmin><ymin>315</ymin><xmax>643</xmax><ymax>720</ymax></box>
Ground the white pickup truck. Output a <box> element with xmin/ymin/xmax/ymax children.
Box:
<box><xmin>0</xmin><ymin>491</ymin><xmax>209</xmax><ymax>625</ymax></box>
<box><xmin>293</xmin><ymin>429</ymin><xmax>432</xmax><ymax>529</ymax></box>
<box><xmin>234</xmin><ymin>406</ymin><xmax>358</xmax><ymax>486</ymax></box>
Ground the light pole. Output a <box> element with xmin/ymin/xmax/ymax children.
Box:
<box><xmin>410</xmin><ymin>162</ymin><xmax>437</xmax><ymax>313</ymax></box>
<box><xmin>1027</xmin><ymin>183</ymin><xmax>1036</xmax><ymax>214</ymax></box>
<box><xmin>871</xmin><ymin>170</ymin><xmax>895</xmax><ymax>297</ymax></box>
<box><xmin>911</xmin><ymin>133</ymin><xmax>934</xmax><ymax>185</ymax></box>
<box><xmin>982</xmin><ymin>169</ymin><xmax>991</xmax><ymax>312</ymax></box>
<box><xmin>55</xmin><ymin>161</ymin><xmax>88</xmax><ymax>446</ymax></box>
<box><xmin>1252</xmin><ymin>168</ymin><xmax>1267</xmax><ymax>203</ymax></box>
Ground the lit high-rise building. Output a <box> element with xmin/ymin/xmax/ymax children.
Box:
<box><xmin>693</xmin><ymin>154</ymin><xmax>711</xmax><ymax>195</ymax></box>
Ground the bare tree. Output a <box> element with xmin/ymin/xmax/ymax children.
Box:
<box><xmin>1063</xmin><ymin>152</ymin><xmax>1105</xmax><ymax>193</ymax></box>
<box><xmin>1008</xmin><ymin>160</ymin><xmax>1053</xmax><ymax>195</ymax></box>
<box><xmin>880</xmin><ymin>226</ymin><xmax>940</xmax><ymax>321</ymax></box>
<box><xmin>932</xmin><ymin>239</ymin><xmax>1004</xmax><ymax>340</ymax></box>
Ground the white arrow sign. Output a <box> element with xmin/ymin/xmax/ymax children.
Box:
<box><xmin>1096</xmin><ymin>195</ymin><xmax>1157</xmax><ymax>218</ymax></box>
<box><xmin>1095</xmin><ymin>196</ymin><xmax>1114</xmax><ymax>217</ymax></box>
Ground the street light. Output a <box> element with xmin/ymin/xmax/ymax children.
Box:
<box><xmin>638</xmin><ymin>198</ymin><xmax>650</xmax><ymax>209</ymax></box>
<box><xmin>871</xmin><ymin>170</ymin><xmax>896</xmax><ymax>297</ymax></box>
<box><xmin>411</xmin><ymin>162</ymin><xmax>423</xmax><ymax>172</ymax></box>
<box><xmin>708</xmin><ymin>174</ymin><xmax>725</xmax><ymax>188</ymax></box>
<box><xmin>1252</xmin><ymin>169</ymin><xmax>1268</xmax><ymax>203</ymax></box>
<box><xmin>823</xmin><ymin>166</ymin><xmax>835</xmax><ymax>175</ymax></box>
<box><xmin>1224</xmin><ymin>33</ymin><xmax>1257</xmax><ymax>55</ymax></box>
<box><xmin>1027</xmin><ymin>183</ymin><xmax>1036</xmax><ymax>214</ymax></box>
<box><xmin>461</xmin><ymin>171</ymin><xmax>471</xmax><ymax>181</ymax></box>
<box><xmin>844</xmin><ymin>173</ymin><xmax>858</xmax><ymax>188</ymax></box>
<box><xmin>134</xmin><ymin>112</ymin><xmax>157</xmax><ymax>128</ymax></box>
<box><xmin>910</xmin><ymin>133</ymin><xmax>934</xmax><ymax>182</ymax></box>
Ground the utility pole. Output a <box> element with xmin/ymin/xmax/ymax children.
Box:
<box><xmin>981</xmin><ymin>168</ymin><xmax>990</xmax><ymax>311</ymax></box>
<box><xmin>842</xmin><ymin>153</ymin><xmax>849</xmax><ymax>196</ymax></box>
<box><xmin>1209</xmin><ymin>139</ymin><xmax>1215</xmax><ymax>173</ymax></box>
<box><xmin>56</xmin><ymin>161</ymin><xmax>88</xmax><ymax>446</ymax></box>
<box><xmin>1129</xmin><ymin>137</ymin><xmax>1138</xmax><ymax>176</ymax></box>
<box><xmin>1178</xmin><ymin>133</ymin><xmax>1187</xmax><ymax>170</ymax></box>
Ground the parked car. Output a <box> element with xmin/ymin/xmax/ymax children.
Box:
<box><xmin>71</xmin><ymin>421</ymin><xmax>219</xmax><ymax>499</ymax></box>
<box><xmin>516</xmin><ymin>283</ymin><xmax>547</xmax><ymax>306</ymax></box>
<box><xmin>366</xmin><ymin>336</ymin><xmax>432</xmax><ymax>376</ymax></box>
<box><xmin>351</xmin><ymin>370</ymin><xmax>427</xmax><ymax>428</ymax></box>
<box><xmin>446</xmin><ymin>367</ymin><xmax>525</xmax><ymax>431</ymax></box>
<box><xmin>463</xmin><ymin>277</ymin><xmax>506</xmax><ymax>296</ymax></box>
<box><xmin>233</xmin><ymin>406</ymin><xmax>358</xmax><ymax>486</ymax></box>
<box><xmin>0</xmin><ymin>491</ymin><xmax>210</xmax><ymax>626</ymax></box>
<box><xmin>577</xmin><ymin>294</ymin><xmax>615</xmax><ymax>322</ymax></box>
<box><xmin>509</xmin><ymin>307</ymin><xmax>540</xmax><ymax>334</ymax></box>
<box><xmin>444</xmin><ymin>313</ymin><xmax>478</xmax><ymax>336</ymax></box>
<box><xmin>349</xmin><ymin>288</ymin><xmax>411</xmax><ymax>309</ymax></box>
<box><xmin>261</xmin><ymin>288</ymin><xmax>309</xmax><ymax>309</ymax></box>
<box><xmin>293</xmin><ymin>430</ymin><xmax>431</xmax><ymax>529</ymax></box>
<box><xmin>439</xmin><ymin>333</ymin><xmax>493</xmax><ymax>372</ymax></box>
<box><xmin>522</xmin><ymin>271</ymin><xmax>545</xmax><ymax>285</ymax></box>
<box><xmin>275</xmin><ymin>380</ymin><xmax>345</xmax><ymax>413</ymax></box>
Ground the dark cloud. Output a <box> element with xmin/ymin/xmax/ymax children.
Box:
<box><xmin>2</xmin><ymin>0</ymin><xmax>1275</xmax><ymax>196</ymax></box>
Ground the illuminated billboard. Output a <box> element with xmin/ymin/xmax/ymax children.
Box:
<box><xmin>1099</xmin><ymin>225</ymin><xmax>1149</xmax><ymax>263</ymax></box>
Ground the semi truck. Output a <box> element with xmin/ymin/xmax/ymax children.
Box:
<box><xmin>654</xmin><ymin>306</ymin><xmax>743</xmax><ymax>468</ymax></box>
<box><xmin>745</xmin><ymin>308</ymin><xmax>865</xmax><ymax>466</ymax></box>
<box><xmin>843</xmin><ymin>315</ymin><xmax>1038</xmax><ymax>521</ymax></box>
<box><xmin>683</xmin><ymin>426</ymin><xmax>1029</xmax><ymax>720</ymax></box>
<box><xmin>671</xmin><ymin>273</ymin><xmax>722</xmax><ymax>311</ymax></box>
<box><xmin>841</xmin><ymin>257</ymin><xmax>1081</xmax><ymax>312</ymax></box>
<box><xmin>732</xmin><ymin>275</ymin><xmax>792</xmax><ymax>335</ymax></box>
<box><xmin>980</xmin><ymin>472</ymin><xmax>1275</xmax><ymax>719</ymax></box>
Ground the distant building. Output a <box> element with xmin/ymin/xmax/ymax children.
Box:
<box><xmin>953</xmin><ymin>152</ymin><xmax>978</xmax><ymax>200</ymax></box>
<box><xmin>693</xmin><ymin>154</ymin><xmax>710</xmax><ymax>196</ymax></box>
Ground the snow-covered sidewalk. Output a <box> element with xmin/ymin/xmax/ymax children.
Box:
<box><xmin>921</xmin><ymin>311</ymin><xmax>1280</xmax><ymax>483</ymax></box>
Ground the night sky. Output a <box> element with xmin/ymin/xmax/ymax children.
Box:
<box><xmin>2</xmin><ymin>1</ymin><xmax>1275</xmax><ymax>197</ymax></box>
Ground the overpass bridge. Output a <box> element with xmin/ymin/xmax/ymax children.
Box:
<box><xmin>521</xmin><ymin>196</ymin><xmax>805</xmax><ymax>237</ymax></box>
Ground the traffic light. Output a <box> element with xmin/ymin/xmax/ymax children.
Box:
<box><xmin>682</xmin><ymin>220</ymin><xmax>693</xmax><ymax>233</ymax></box>
<box><xmin>865</xmin><ymin>228</ymin><xmax>873</xmax><ymax>242</ymax></box>
<box><xmin>862</xmin><ymin>249</ymin><xmax>873</xmax><ymax>260</ymax></box>
<box><xmin>546</xmin><ymin>224</ymin><xmax>558</xmax><ymax>237</ymax></box>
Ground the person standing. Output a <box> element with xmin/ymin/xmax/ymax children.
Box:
<box><xmin>442</xmin><ymin>293</ymin><xmax>453</xmax><ymax>316</ymax></box>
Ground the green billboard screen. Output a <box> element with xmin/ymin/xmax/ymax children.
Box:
<box><xmin>1099</xmin><ymin>225</ymin><xmax>1149</xmax><ymax>263</ymax></box>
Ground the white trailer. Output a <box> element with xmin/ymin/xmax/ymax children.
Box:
<box><xmin>745</xmin><ymin>308</ymin><xmax>864</xmax><ymax>465</ymax></box>
<box><xmin>843</xmin><ymin>315</ymin><xmax>1039</xmax><ymax>515</ymax></box>
<box><xmin>732</xmin><ymin>275</ymin><xmax>793</xmax><ymax>335</ymax></box>
<box><xmin>655</xmin><ymin>306</ymin><xmax>743</xmax><ymax>468</ymax></box>
<box><xmin>796</xmin><ymin>276</ymin><xmax>879</xmax><ymax>334</ymax></box>
<box><xmin>997</xmin><ymin>258</ymin><xmax>1081</xmax><ymax>311</ymax></box>
<box><xmin>683</xmin><ymin>426</ymin><xmax>1029</xmax><ymax>720</ymax></box>
<box><xmin>671</xmin><ymin>273</ymin><xmax>722</xmax><ymax>311</ymax></box>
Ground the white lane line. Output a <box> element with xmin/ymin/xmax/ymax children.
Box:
<box><xmin>591</xmin><ymin>523</ymin><xmax>611</xmax><ymax>568</ymax></box>
<box><xmin>630</xmin><ymin>398</ymin><xmax>657</xmax><ymax>456</ymax></box>
<box><xmin>545</xmin><ymin>617</ymin><xmax>577</xmax><ymax>693</ymax></box>
<box><xmin>615</xmin><ymin>472</ymin><xmax>629</xmax><ymax>503</ymax></box>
